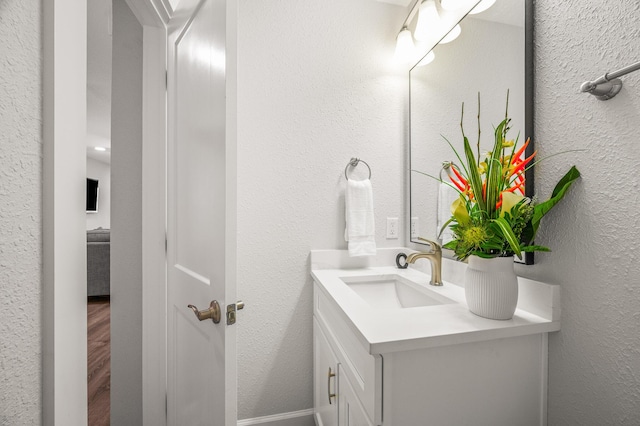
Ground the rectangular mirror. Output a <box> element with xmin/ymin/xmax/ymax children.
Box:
<box><xmin>409</xmin><ymin>0</ymin><xmax>534</xmax><ymax>264</ymax></box>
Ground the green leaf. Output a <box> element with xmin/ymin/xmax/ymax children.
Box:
<box><xmin>443</xmin><ymin>240</ymin><xmax>457</xmax><ymax>250</ymax></box>
<box><xmin>462</xmin><ymin>136</ymin><xmax>486</xmax><ymax>212</ymax></box>
<box><xmin>441</xmin><ymin>135</ymin><xmax>470</xmax><ymax>178</ymax></box>
<box><xmin>520</xmin><ymin>245</ymin><xmax>551</xmax><ymax>252</ymax></box>
<box><xmin>522</xmin><ymin>166</ymin><xmax>580</xmax><ymax>244</ymax></box>
<box><xmin>470</xmin><ymin>251</ymin><xmax>496</xmax><ymax>259</ymax></box>
<box><xmin>438</xmin><ymin>217</ymin><xmax>454</xmax><ymax>238</ymax></box>
<box><xmin>485</xmin><ymin>157</ymin><xmax>502</xmax><ymax>217</ymax></box>
<box><xmin>486</xmin><ymin>119</ymin><xmax>510</xmax><ymax>218</ymax></box>
<box><xmin>411</xmin><ymin>170</ymin><xmax>463</xmax><ymax>197</ymax></box>
<box><xmin>482</xmin><ymin>242</ymin><xmax>505</xmax><ymax>250</ymax></box>
<box><xmin>550</xmin><ymin>165</ymin><xmax>581</xmax><ymax>199</ymax></box>
<box><xmin>492</xmin><ymin>217</ymin><xmax>522</xmax><ymax>259</ymax></box>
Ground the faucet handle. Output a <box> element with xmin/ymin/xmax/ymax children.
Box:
<box><xmin>417</xmin><ymin>237</ymin><xmax>441</xmax><ymax>253</ymax></box>
<box><xmin>396</xmin><ymin>253</ymin><xmax>409</xmax><ymax>269</ymax></box>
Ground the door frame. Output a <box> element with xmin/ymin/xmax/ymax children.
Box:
<box><xmin>127</xmin><ymin>1</ymin><xmax>169</xmax><ymax>424</ymax></box>
<box><xmin>43</xmin><ymin>0</ymin><xmax>170</xmax><ymax>424</ymax></box>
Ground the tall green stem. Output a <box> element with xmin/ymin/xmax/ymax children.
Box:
<box><xmin>477</xmin><ymin>93</ymin><xmax>481</xmax><ymax>166</ymax></box>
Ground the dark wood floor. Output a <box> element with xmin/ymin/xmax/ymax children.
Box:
<box><xmin>88</xmin><ymin>297</ymin><xmax>110</xmax><ymax>426</ymax></box>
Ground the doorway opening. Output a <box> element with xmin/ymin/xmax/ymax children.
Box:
<box><xmin>86</xmin><ymin>0</ymin><xmax>113</xmax><ymax>423</ymax></box>
<box><xmin>85</xmin><ymin>0</ymin><xmax>145</xmax><ymax>423</ymax></box>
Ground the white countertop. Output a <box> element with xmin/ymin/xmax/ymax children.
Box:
<box><xmin>311</xmin><ymin>249</ymin><xmax>560</xmax><ymax>355</ymax></box>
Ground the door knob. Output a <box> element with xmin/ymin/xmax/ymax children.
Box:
<box><xmin>188</xmin><ymin>300</ymin><xmax>221</xmax><ymax>324</ymax></box>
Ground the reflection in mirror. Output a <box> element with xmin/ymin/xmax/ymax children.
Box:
<box><xmin>409</xmin><ymin>0</ymin><xmax>533</xmax><ymax>264</ymax></box>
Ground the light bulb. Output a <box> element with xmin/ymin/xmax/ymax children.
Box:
<box><xmin>414</xmin><ymin>0</ymin><xmax>440</xmax><ymax>41</ymax></box>
<box><xmin>417</xmin><ymin>51</ymin><xmax>435</xmax><ymax>67</ymax></box>
<box><xmin>440</xmin><ymin>24</ymin><xmax>461</xmax><ymax>44</ymax></box>
<box><xmin>469</xmin><ymin>0</ymin><xmax>496</xmax><ymax>14</ymax></box>
<box><xmin>395</xmin><ymin>28</ymin><xmax>416</xmax><ymax>63</ymax></box>
<box><xmin>440</xmin><ymin>0</ymin><xmax>464</xmax><ymax>11</ymax></box>
<box><xmin>441</xmin><ymin>0</ymin><xmax>477</xmax><ymax>11</ymax></box>
<box><xmin>94</xmin><ymin>147</ymin><xmax>107</xmax><ymax>152</ymax></box>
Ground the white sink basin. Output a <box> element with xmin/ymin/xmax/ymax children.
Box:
<box><xmin>340</xmin><ymin>274</ymin><xmax>455</xmax><ymax>309</ymax></box>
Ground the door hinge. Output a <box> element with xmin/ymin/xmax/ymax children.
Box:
<box><xmin>165</xmin><ymin>69</ymin><xmax>168</xmax><ymax>88</ymax></box>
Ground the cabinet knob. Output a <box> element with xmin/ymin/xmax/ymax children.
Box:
<box><xmin>328</xmin><ymin>367</ymin><xmax>336</xmax><ymax>404</ymax></box>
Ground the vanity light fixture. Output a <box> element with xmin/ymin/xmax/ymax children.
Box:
<box><xmin>94</xmin><ymin>146</ymin><xmax>107</xmax><ymax>152</ymax></box>
<box><xmin>439</xmin><ymin>24</ymin><xmax>461</xmax><ymax>43</ymax></box>
<box><xmin>414</xmin><ymin>0</ymin><xmax>440</xmax><ymax>41</ymax></box>
<box><xmin>416</xmin><ymin>50</ymin><xmax>436</xmax><ymax>66</ymax></box>
<box><xmin>394</xmin><ymin>0</ymin><xmax>484</xmax><ymax>65</ymax></box>
<box><xmin>395</xmin><ymin>26</ymin><xmax>416</xmax><ymax>63</ymax></box>
<box><xmin>393</xmin><ymin>0</ymin><xmax>422</xmax><ymax>64</ymax></box>
<box><xmin>440</xmin><ymin>0</ymin><xmax>460</xmax><ymax>10</ymax></box>
<box><xmin>440</xmin><ymin>0</ymin><xmax>470</xmax><ymax>11</ymax></box>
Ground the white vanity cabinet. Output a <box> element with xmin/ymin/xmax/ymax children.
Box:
<box><xmin>314</xmin><ymin>317</ymin><xmax>375</xmax><ymax>426</ymax></box>
<box><xmin>337</xmin><ymin>364</ymin><xmax>373</xmax><ymax>426</ymax></box>
<box><xmin>311</xmin><ymin>249</ymin><xmax>560</xmax><ymax>426</ymax></box>
<box><xmin>314</xmin><ymin>316</ymin><xmax>374</xmax><ymax>426</ymax></box>
<box><xmin>313</xmin><ymin>275</ymin><xmax>555</xmax><ymax>426</ymax></box>
<box><xmin>313</xmin><ymin>319</ymin><xmax>339</xmax><ymax>426</ymax></box>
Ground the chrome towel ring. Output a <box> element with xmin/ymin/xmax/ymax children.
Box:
<box><xmin>440</xmin><ymin>161</ymin><xmax>460</xmax><ymax>181</ymax></box>
<box><xmin>344</xmin><ymin>158</ymin><xmax>372</xmax><ymax>180</ymax></box>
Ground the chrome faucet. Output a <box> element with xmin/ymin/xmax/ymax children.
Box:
<box><xmin>407</xmin><ymin>238</ymin><xmax>443</xmax><ymax>286</ymax></box>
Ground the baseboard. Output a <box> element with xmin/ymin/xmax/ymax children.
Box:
<box><xmin>237</xmin><ymin>409</ymin><xmax>315</xmax><ymax>426</ymax></box>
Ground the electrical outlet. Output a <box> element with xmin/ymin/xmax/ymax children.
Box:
<box><xmin>386</xmin><ymin>217</ymin><xmax>399</xmax><ymax>239</ymax></box>
<box><xmin>411</xmin><ymin>217</ymin><xmax>419</xmax><ymax>239</ymax></box>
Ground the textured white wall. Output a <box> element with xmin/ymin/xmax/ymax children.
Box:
<box><xmin>519</xmin><ymin>1</ymin><xmax>640</xmax><ymax>424</ymax></box>
<box><xmin>0</xmin><ymin>0</ymin><xmax>42</xmax><ymax>424</ymax></box>
<box><xmin>236</xmin><ymin>0</ymin><xmax>406</xmax><ymax>419</ymax></box>
<box><xmin>86</xmin><ymin>158</ymin><xmax>111</xmax><ymax>230</ymax></box>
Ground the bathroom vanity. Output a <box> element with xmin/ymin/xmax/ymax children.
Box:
<box><xmin>311</xmin><ymin>249</ymin><xmax>559</xmax><ymax>426</ymax></box>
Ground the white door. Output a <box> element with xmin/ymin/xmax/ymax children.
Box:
<box><xmin>166</xmin><ymin>0</ymin><xmax>237</xmax><ymax>424</ymax></box>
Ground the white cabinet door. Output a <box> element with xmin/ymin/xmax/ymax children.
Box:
<box><xmin>339</xmin><ymin>369</ymin><xmax>374</xmax><ymax>426</ymax></box>
<box><xmin>314</xmin><ymin>320</ymin><xmax>339</xmax><ymax>426</ymax></box>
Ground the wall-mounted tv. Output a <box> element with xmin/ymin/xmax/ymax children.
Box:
<box><xmin>87</xmin><ymin>178</ymin><xmax>99</xmax><ymax>213</ymax></box>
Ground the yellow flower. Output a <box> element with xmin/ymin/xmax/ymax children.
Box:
<box><xmin>451</xmin><ymin>197</ymin><xmax>471</xmax><ymax>226</ymax></box>
<box><xmin>502</xmin><ymin>139</ymin><xmax>515</xmax><ymax>148</ymax></box>
<box><xmin>462</xmin><ymin>226</ymin><xmax>488</xmax><ymax>248</ymax></box>
<box><xmin>500</xmin><ymin>191</ymin><xmax>524</xmax><ymax>217</ymax></box>
<box><xmin>478</xmin><ymin>161</ymin><xmax>487</xmax><ymax>174</ymax></box>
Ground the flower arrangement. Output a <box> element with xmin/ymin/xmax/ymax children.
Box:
<box><xmin>425</xmin><ymin>95</ymin><xmax>580</xmax><ymax>261</ymax></box>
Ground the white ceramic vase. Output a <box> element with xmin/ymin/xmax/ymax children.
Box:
<box><xmin>464</xmin><ymin>255</ymin><xmax>518</xmax><ymax>320</ymax></box>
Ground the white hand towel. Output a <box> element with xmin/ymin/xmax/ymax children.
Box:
<box><xmin>437</xmin><ymin>181</ymin><xmax>458</xmax><ymax>245</ymax></box>
<box><xmin>344</xmin><ymin>179</ymin><xmax>376</xmax><ymax>257</ymax></box>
